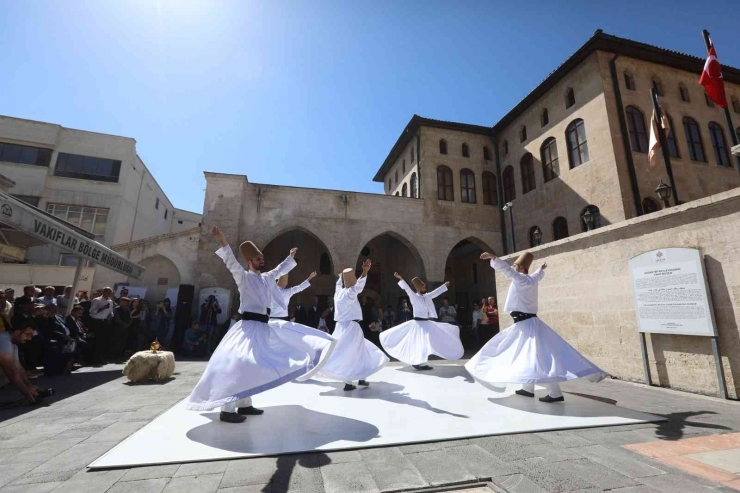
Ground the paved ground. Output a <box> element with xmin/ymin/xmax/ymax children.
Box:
<box><xmin>1</xmin><ymin>360</ymin><xmax>740</xmax><ymax>493</ymax></box>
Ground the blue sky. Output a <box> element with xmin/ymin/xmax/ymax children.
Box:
<box><xmin>2</xmin><ymin>0</ymin><xmax>739</xmax><ymax>213</ymax></box>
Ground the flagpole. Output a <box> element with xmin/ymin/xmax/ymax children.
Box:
<box><xmin>702</xmin><ymin>30</ymin><xmax>740</xmax><ymax>171</ymax></box>
<box><xmin>650</xmin><ymin>88</ymin><xmax>679</xmax><ymax>206</ymax></box>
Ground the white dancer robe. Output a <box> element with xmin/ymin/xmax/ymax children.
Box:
<box><xmin>268</xmin><ymin>279</ymin><xmax>336</xmax><ymax>382</ymax></box>
<box><xmin>465</xmin><ymin>258</ymin><xmax>606</xmax><ymax>391</ymax></box>
<box><xmin>379</xmin><ymin>281</ymin><xmax>464</xmax><ymax>365</ymax></box>
<box><xmin>319</xmin><ymin>275</ymin><xmax>389</xmax><ymax>383</ymax></box>
<box><xmin>184</xmin><ymin>245</ymin><xmax>335</xmax><ymax>411</ymax></box>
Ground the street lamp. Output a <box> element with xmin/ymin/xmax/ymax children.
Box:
<box><xmin>532</xmin><ymin>227</ymin><xmax>542</xmax><ymax>246</ymax></box>
<box><xmin>582</xmin><ymin>208</ymin><xmax>595</xmax><ymax>232</ymax></box>
<box><xmin>502</xmin><ymin>202</ymin><xmax>516</xmax><ymax>252</ymax></box>
<box><xmin>655</xmin><ymin>180</ymin><xmax>672</xmax><ymax>209</ymax></box>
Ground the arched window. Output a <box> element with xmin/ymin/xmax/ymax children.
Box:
<box><xmin>520</xmin><ymin>153</ymin><xmax>536</xmax><ymax>194</ymax></box>
<box><xmin>566</xmin><ymin>119</ymin><xmax>589</xmax><ymax>168</ymax></box>
<box><xmin>460</xmin><ymin>169</ymin><xmax>476</xmax><ymax>203</ymax></box>
<box><xmin>652</xmin><ymin>78</ymin><xmax>663</xmax><ymax>97</ymax></box>
<box><xmin>679</xmin><ymin>83</ymin><xmax>690</xmax><ymax>102</ymax></box>
<box><xmin>502</xmin><ymin>140</ymin><xmax>509</xmax><ymax>157</ymax></box>
<box><xmin>437</xmin><ymin>165</ymin><xmax>454</xmax><ymax>201</ymax></box>
<box><xmin>541</xmin><ymin>108</ymin><xmax>549</xmax><ymax>127</ymax></box>
<box><xmin>402</xmin><ymin>183</ymin><xmax>408</xmax><ymax>197</ymax></box>
<box><xmin>319</xmin><ymin>252</ymin><xmax>331</xmax><ymax>274</ymax></box>
<box><xmin>580</xmin><ymin>205</ymin><xmax>601</xmax><ymax>232</ymax></box>
<box><xmin>411</xmin><ymin>147</ymin><xmax>415</xmax><ymax>163</ymax></box>
<box><xmin>642</xmin><ymin>197</ymin><xmax>660</xmax><ymax>214</ymax></box>
<box><xmin>565</xmin><ymin>88</ymin><xmax>575</xmax><ymax>109</ymax></box>
<box><xmin>733</xmin><ymin>97</ymin><xmax>740</xmax><ymax>114</ymax></box>
<box><xmin>541</xmin><ymin>137</ymin><xmax>559</xmax><ymax>182</ymax></box>
<box><xmin>624</xmin><ymin>71</ymin><xmax>636</xmax><ymax>90</ymax></box>
<box><xmin>709</xmin><ymin>122</ymin><xmax>731</xmax><ymax>167</ymax></box>
<box><xmin>626</xmin><ymin>106</ymin><xmax>649</xmax><ymax>153</ymax></box>
<box><xmin>665</xmin><ymin>113</ymin><xmax>680</xmax><ymax>159</ymax></box>
<box><xmin>482</xmin><ymin>171</ymin><xmax>497</xmax><ymax>205</ymax></box>
<box><xmin>683</xmin><ymin>116</ymin><xmax>706</xmax><ymax>162</ymax></box>
<box><xmin>502</xmin><ymin>166</ymin><xmax>515</xmax><ymax>203</ymax></box>
<box><xmin>462</xmin><ymin>142</ymin><xmax>470</xmax><ymax>158</ymax></box>
<box><xmin>439</xmin><ymin>140</ymin><xmax>448</xmax><ymax>155</ymax></box>
<box><xmin>483</xmin><ymin>146</ymin><xmax>491</xmax><ymax>161</ymax></box>
<box><xmin>529</xmin><ymin>226</ymin><xmax>542</xmax><ymax>247</ymax></box>
<box><xmin>410</xmin><ymin>172</ymin><xmax>417</xmax><ymax>198</ymax></box>
<box><xmin>519</xmin><ymin>126</ymin><xmax>527</xmax><ymax>143</ymax></box>
<box><xmin>553</xmin><ymin>217</ymin><xmax>569</xmax><ymax>241</ymax></box>
<box><xmin>402</xmin><ymin>159</ymin><xmax>406</xmax><ymax>174</ymax></box>
<box><xmin>705</xmin><ymin>93</ymin><xmax>716</xmax><ymax>108</ymax></box>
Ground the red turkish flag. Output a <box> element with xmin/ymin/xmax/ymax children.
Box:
<box><xmin>700</xmin><ymin>44</ymin><xmax>728</xmax><ymax>108</ymax></box>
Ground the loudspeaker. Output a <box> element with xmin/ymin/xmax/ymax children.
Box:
<box><xmin>175</xmin><ymin>284</ymin><xmax>195</xmax><ymax>320</ymax></box>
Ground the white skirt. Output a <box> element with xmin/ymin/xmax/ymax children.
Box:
<box><xmin>319</xmin><ymin>320</ymin><xmax>389</xmax><ymax>382</ymax></box>
<box><xmin>379</xmin><ymin>320</ymin><xmax>464</xmax><ymax>365</ymax></box>
<box><xmin>184</xmin><ymin>319</ymin><xmax>336</xmax><ymax>411</ymax></box>
<box><xmin>465</xmin><ymin>317</ymin><xmax>607</xmax><ymax>391</ymax></box>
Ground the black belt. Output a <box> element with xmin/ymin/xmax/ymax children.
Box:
<box><xmin>270</xmin><ymin>316</ymin><xmax>290</xmax><ymax>321</ymax></box>
<box><xmin>511</xmin><ymin>311</ymin><xmax>536</xmax><ymax>322</ymax></box>
<box><xmin>241</xmin><ymin>310</ymin><xmax>270</xmax><ymax>323</ymax></box>
<box><xmin>414</xmin><ymin>317</ymin><xmax>434</xmax><ymax>321</ymax></box>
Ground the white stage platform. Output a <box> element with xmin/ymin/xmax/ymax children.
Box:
<box><xmin>90</xmin><ymin>364</ymin><xmax>663</xmax><ymax>469</ymax></box>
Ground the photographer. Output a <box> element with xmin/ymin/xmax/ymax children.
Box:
<box><xmin>198</xmin><ymin>295</ymin><xmax>221</xmax><ymax>354</ymax></box>
<box><xmin>0</xmin><ymin>323</ymin><xmax>47</xmax><ymax>405</ymax></box>
<box><xmin>154</xmin><ymin>299</ymin><xmax>173</xmax><ymax>348</ymax></box>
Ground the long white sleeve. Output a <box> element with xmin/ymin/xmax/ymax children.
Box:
<box><xmin>491</xmin><ymin>258</ymin><xmax>530</xmax><ymax>284</ymax></box>
<box><xmin>264</xmin><ymin>255</ymin><xmax>297</xmax><ymax>281</ymax></box>
<box><xmin>398</xmin><ymin>279</ymin><xmax>415</xmax><ymax>297</ymax></box>
<box><xmin>350</xmin><ymin>275</ymin><xmax>367</xmax><ymax>295</ymax></box>
<box><xmin>427</xmin><ymin>283</ymin><xmax>448</xmax><ymax>300</ymax></box>
<box><xmin>216</xmin><ymin>245</ymin><xmax>245</xmax><ymax>286</ymax></box>
<box><xmin>289</xmin><ymin>280</ymin><xmax>311</xmax><ymax>297</ymax></box>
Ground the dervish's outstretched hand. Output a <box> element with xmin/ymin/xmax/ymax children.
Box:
<box><xmin>212</xmin><ymin>226</ymin><xmax>228</xmax><ymax>247</ymax></box>
<box><xmin>480</xmin><ymin>252</ymin><xmax>497</xmax><ymax>261</ymax></box>
<box><xmin>541</xmin><ymin>263</ymin><xmax>548</xmax><ymax>270</ymax></box>
<box><xmin>393</xmin><ymin>272</ymin><xmax>403</xmax><ymax>280</ymax></box>
<box><xmin>289</xmin><ymin>247</ymin><xmax>298</xmax><ymax>258</ymax></box>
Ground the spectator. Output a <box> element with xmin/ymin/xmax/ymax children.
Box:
<box><xmin>306</xmin><ymin>296</ymin><xmax>321</xmax><ymax>329</ymax></box>
<box><xmin>0</xmin><ymin>290</ymin><xmax>12</xmax><ymax>332</ymax></box>
<box><xmin>12</xmin><ymin>300</ymin><xmax>44</xmax><ymax>377</ymax></box>
<box><xmin>383</xmin><ymin>304</ymin><xmax>396</xmax><ymax>330</ymax></box>
<box><xmin>112</xmin><ymin>297</ymin><xmax>132</xmax><ymax>360</ymax></box>
<box><xmin>89</xmin><ymin>288</ymin><xmax>115</xmax><ymax>363</ymax></box>
<box><xmin>293</xmin><ymin>298</ymin><xmax>308</xmax><ymax>326</ymax></box>
<box><xmin>486</xmin><ymin>296</ymin><xmax>499</xmax><ymax>335</ymax></box>
<box><xmin>439</xmin><ymin>298</ymin><xmax>457</xmax><ymax>325</ymax></box>
<box><xmin>138</xmin><ymin>300</ymin><xmax>153</xmax><ymax>350</ymax></box>
<box><xmin>397</xmin><ymin>299</ymin><xmax>412</xmax><ymax>324</ymax></box>
<box><xmin>128</xmin><ymin>298</ymin><xmax>142</xmax><ymax>354</ymax></box>
<box><xmin>154</xmin><ymin>299</ymin><xmax>173</xmax><ymax>348</ymax></box>
<box><xmin>5</xmin><ymin>288</ymin><xmax>16</xmax><ymax>305</ymax></box>
<box><xmin>181</xmin><ymin>322</ymin><xmax>207</xmax><ymax>357</ymax></box>
<box><xmin>471</xmin><ymin>302</ymin><xmax>480</xmax><ymax>347</ymax></box>
<box><xmin>115</xmin><ymin>287</ymin><xmax>129</xmax><ymax>305</ymax></box>
<box><xmin>0</xmin><ymin>323</ymin><xmax>43</xmax><ymax>404</ymax></box>
<box><xmin>39</xmin><ymin>305</ymin><xmax>75</xmax><ymax>375</ymax></box>
<box><xmin>318</xmin><ymin>298</ymin><xmax>335</xmax><ymax>334</ymax></box>
<box><xmin>18</xmin><ymin>285</ymin><xmax>37</xmax><ymax>304</ymax></box>
<box><xmin>56</xmin><ymin>285</ymin><xmax>79</xmax><ymax>313</ymax></box>
<box><xmin>65</xmin><ymin>304</ymin><xmax>91</xmax><ymax>363</ymax></box>
<box><xmin>38</xmin><ymin>286</ymin><xmax>57</xmax><ymax>307</ymax></box>
<box><xmin>198</xmin><ymin>295</ymin><xmax>221</xmax><ymax>354</ymax></box>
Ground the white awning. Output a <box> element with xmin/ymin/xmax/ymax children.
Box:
<box><xmin>0</xmin><ymin>191</ymin><xmax>145</xmax><ymax>280</ymax></box>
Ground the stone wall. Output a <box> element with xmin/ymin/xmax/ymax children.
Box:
<box><xmin>495</xmin><ymin>187</ymin><xmax>740</xmax><ymax>398</ymax></box>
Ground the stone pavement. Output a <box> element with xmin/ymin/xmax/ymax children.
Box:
<box><xmin>1</xmin><ymin>360</ymin><xmax>740</xmax><ymax>493</ymax></box>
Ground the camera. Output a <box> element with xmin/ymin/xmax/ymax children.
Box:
<box><xmin>37</xmin><ymin>388</ymin><xmax>55</xmax><ymax>399</ymax></box>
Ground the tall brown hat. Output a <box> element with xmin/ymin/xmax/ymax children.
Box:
<box><xmin>342</xmin><ymin>268</ymin><xmax>357</xmax><ymax>288</ymax></box>
<box><xmin>411</xmin><ymin>277</ymin><xmax>426</xmax><ymax>292</ymax></box>
<box><xmin>278</xmin><ymin>274</ymin><xmax>289</xmax><ymax>288</ymax></box>
<box><xmin>239</xmin><ymin>241</ymin><xmax>263</xmax><ymax>261</ymax></box>
<box><xmin>514</xmin><ymin>252</ymin><xmax>534</xmax><ymax>271</ymax></box>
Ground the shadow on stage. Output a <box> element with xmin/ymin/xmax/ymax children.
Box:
<box><xmin>300</xmin><ymin>379</ymin><xmax>469</xmax><ymax>418</ymax></box>
<box><xmin>186</xmin><ymin>405</ymin><xmax>379</xmax><ymax>454</ymax></box>
<box><xmin>394</xmin><ymin>362</ymin><xmax>475</xmax><ymax>383</ymax></box>
<box><xmin>486</xmin><ymin>392</ymin><xmax>665</xmax><ymax>420</ymax></box>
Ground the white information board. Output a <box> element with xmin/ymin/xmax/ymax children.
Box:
<box><xmin>629</xmin><ymin>248</ymin><xmax>716</xmax><ymax>337</ymax></box>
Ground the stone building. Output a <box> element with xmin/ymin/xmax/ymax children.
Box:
<box><xmin>0</xmin><ymin>115</ymin><xmax>202</xmax><ymax>295</ymax></box>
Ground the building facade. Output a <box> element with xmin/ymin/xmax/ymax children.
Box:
<box><xmin>0</xmin><ymin>115</ymin><xmax>202</xmax><ymax>294</ymax></box>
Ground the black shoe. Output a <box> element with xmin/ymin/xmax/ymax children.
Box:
<box><xmin>358</xmin><ymin>380</ymin><xmax>369</xmax><ymax>387</ymax></box>
<box><xmin>539</xmin><ymin>395</ymin><xmax>565</xmax><ymax>403</ymax></box>
<box><xmin>412</xmin><ymin>365</ymin><xmax>423</xmax><ymax>370</ymax></box>
<box><xmin>515</xmin><ymin>389</ymin><xmax>535</xmax><ymax>398</ymax></box>
<box><xmin>343</xmin><ymin>384</ymin><xmax>356</xmax><ymax>391</ymax></box>
<box><xmin>421</xmin><ymin>365</ymin><xmax>433</xmax><ymax>370</ymax></box>
<box><xmin>220</xmin><ymin>411</ymin><xmax>246</xmax><ymax>423</ymax></box>
<box><xmin>237</xmin><ymin>406</ymin><xmax>264</xmax><ymax>415</ymax></box>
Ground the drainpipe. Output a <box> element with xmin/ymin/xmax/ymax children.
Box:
<box><xmin>129</xmin><ymin>165</ymin><xmax>146</xmax><ymax>243</ymax></box>
<box><xmin>493</xmin><ymin>141</ymin><xmax>508</xmax><ymax>255</ymax></box>
<box><xmin>416</xmin><ymin>132</ymin><xmax>422</xmax><ymax>198</ymax></box>
<box><xmin>609</xmin><ymin>53</ymin><xmax>643</xmax><ymax>217</ymax></box>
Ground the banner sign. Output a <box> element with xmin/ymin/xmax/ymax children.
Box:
<box><xmin>0</xmin><ymin>192</ymin><xmax>145</xmax><ymax>280</ymax></box>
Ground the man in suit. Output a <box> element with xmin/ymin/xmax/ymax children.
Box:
<box><xmin>293</xmin><ymin>298</ymin><xmax>308</xmax><ymax>326</ymax></box>
<box><xmin>65</xmin><ymin>304</ymin><xmax>90</xmax><ymax>363</ymax></box>
<box><xmin>306</xmin><ymin>296</ymin><xmax>321</xmax><ymax>329</ymax></box>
